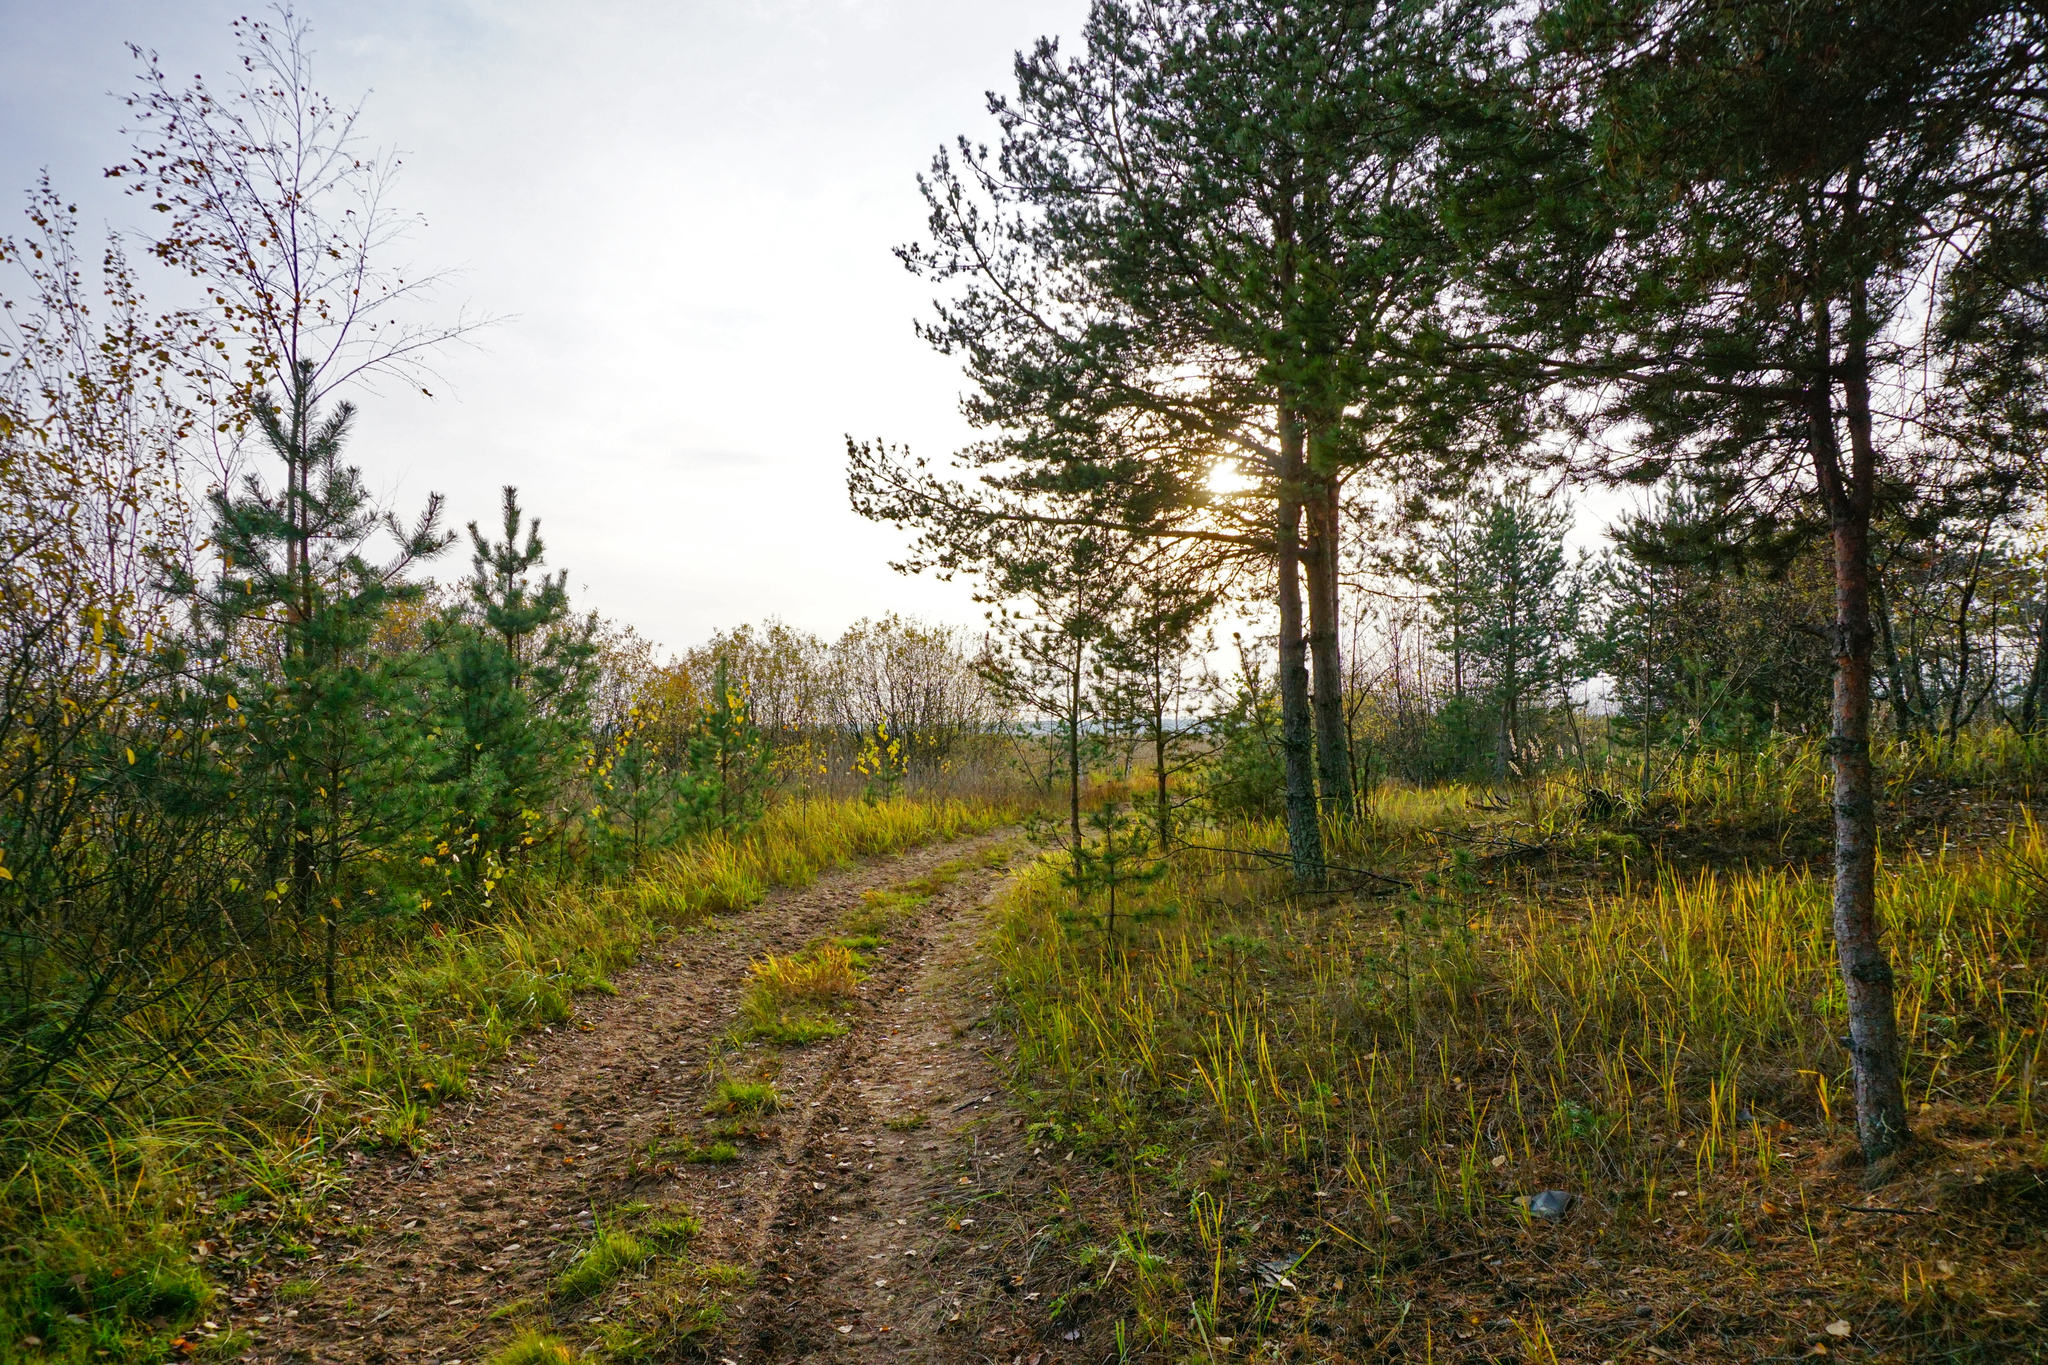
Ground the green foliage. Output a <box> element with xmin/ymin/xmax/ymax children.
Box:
<box><xmin>740</xmin><ymin>1013</ymin><xmax>848</xmax><ymax>1046</ymax></box>
<box><xmin>704</xmin><ymin>1080</ymin><xmax>779</xmax><ymax>1115</ymax></box>
<box><xmin>736</xmin><ymin>940</ymin><xmax>863</xmax><ymax>1044</ymax></box>
<box><xmin>593</xmin><ymin>719</ymin><xmax>695</xmax><ymax>864</ymax></box>
<box><xmin>1093</xmin><ymin>572</ymin><xmax>1214</xmax><ymax>853</ymax></box>
<box><xmin>679</xmin><ymin>661</ymin><xmax>770</xmax><ymax>834</ymax></box>
<box><xmin>1201</xmin><ymin>668</ymin><xmax>1285</xmax><ymax>822</ymax></box>
<box><xmin>0</xmin><ymin>185</ymin><xmax>266</xmax><ymax>1122</ymax></box>
<box><xmin>1</xmin><ymin>1220</ymin><xmax>212</xmax><ymax>1365</ymax></box>
<box><xmin>1057</xmin><ymin>802</ymin><xmax>1173</xmax><ymax>938</ymax></box>
<box><xmin>852</xmin><ymin>720</ymin><xmax>907</xmax><ymax>804</ymax></box>
<box><xmin>680</xmin><ymin>1141</ymin><xmax>739</xmax><ymax>1164</ymax></box>
<box><xmin>642</xmin><ymin>1212</ymin><xmax>702</xmax><ymax>1248</ymax></box>
<box><xmin>1596</xmin><ymin>490</ymin><xmax>1835</xmax><ymax>753</ymax></box>
<box><xmin>1412</xmin><ymin>485</ymin><xmax>1589</xmax><ymax>778</ymax></box>
<box><xmin>175</xmin><ymin>362</ymin><xmax>457</xmax><ymax>1006</ymax></box>
<box><xmin>435</xmin><ymin>486</ymin><xmax>597</xmax><ymax>883</ymax></box>
<box><xmin>590</xmin><ymin>1285</ymin><xmax>723</xmax><ymax>1361</ymax></box>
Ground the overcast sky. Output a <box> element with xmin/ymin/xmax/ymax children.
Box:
<box><xmin>0</xmin><ymin>0</ymin><xmax>1089</xmax><ymax>655</ymax></box>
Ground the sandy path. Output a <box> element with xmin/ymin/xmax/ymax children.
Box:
<box><xmin>247</xmin><ymin>831</ymin><xmax>1040</xmax><ymax>1365</ymax></box>
<box><xmin>740</xmin><ymin>860</ymin><xmax>1054</xmax><ymax>1364</ymax></box>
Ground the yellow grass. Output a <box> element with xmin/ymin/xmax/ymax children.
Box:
<box><xmin>746</xmin><ymin>944</ymin><xmax>862</xmax><ymax>1006</ymax></box>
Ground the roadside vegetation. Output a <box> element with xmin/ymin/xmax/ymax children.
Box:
<box><xmin>987</xmin><ymin>740</ymin><xmax>2048</xmax><ymax>1359</ymax></box>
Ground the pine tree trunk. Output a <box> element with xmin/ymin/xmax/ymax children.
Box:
<box><xmin>1874</xmin><ymin>578</ymin><xmax>1916</xmax><ymax>740</ymax></box>
<box><xmin>1151</xmin><ymin>653</ymin><xmax>1171</xmax><ymax>853</ymax></box>
<box><xmin>323</xmin><ymin>913</ymin><xmax>339</xmax><ymax>1012</ymax></box>
<box><xmin>1304</xmin><ymin>469</ymin><xmax>1355</xmax><ymax>816</ymax></box>
<box><xmin>1829</xmin><ymin>495</ymin><xmax>1909</xmax><ymax>1160</ymax></box>
<box><xmin>1276</xmin><ymin>416</ymin><xmax>1324</xmax><ymax>887</ymax></box>
<box><xmin>1830</xmin><ymin>284</ymin><xmax>1911</xmax><ymax>1163</ymax></box>
<box><xmin>1497</xmin><ymin>654</ymin><xmax>1517</xmax><ymax>779</ymax></box>
<box><xmin>1069</xmin><ymin>636</ymin><xmax>1084</xmax><ymax>886</ymax></box>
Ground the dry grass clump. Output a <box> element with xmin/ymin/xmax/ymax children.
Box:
<box><xmin>748</xmin><ymin>944</ymin><xmax>862</xmax><ymax>1006</ymax></box>
<box><xmin>985</xmin><ymin>794</ymin><xmax>2047</xmax><ymax>1360</ymax></box>
<box><xmin>737</xmin><ymin>943</ymin><xmax>866</xmax><ymax>1044</ymax></box>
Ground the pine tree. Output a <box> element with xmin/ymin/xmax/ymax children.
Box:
<box><xmin>437</xmin><ymin>486</ymin><xmax>596</xmax><ymax>878</ymax></box>
<box><xmin>974</xmin><ymin>526</ymin><xmax>1123</xmax><ymax>881</ymax></box>
<box><xmin>592</xmin><ymin>708</ymin><xmax>693</xmax><ymax>864</ymax></box>
<box><xmin>178</xmin><ymin>363</ymin><xmax>452</xmax><ymax>1006</ymax></box>
<box><xmin>1094</xmin><ymin>565</ymin><xmax>1215</xmax><ymax>852</ymax></box>
<box><xmin>1059</xmin><ymin>802</ymin><xmax>1172</xmax><ymax>940</ymax></box>
<box><xmin>1416</xmin><ymin>486</ymin><xmax>1586</xmax><ymax>777</ymax></box>
<box><xmin>1595</xmin><ymin>490</ymin><xmax>1836</xmax><ymax>763</ymax></box>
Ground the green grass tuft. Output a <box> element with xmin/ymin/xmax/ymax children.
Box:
<box><xmin>741</xmin><ymin>1013</ymin><xmax>848</xmax><ymax>1045</ymax></box>
<box><xmin>704</xmin><ymin>1080</ymin><xmax>779</xmax><ymax>1115</ymax></box>
<box><xmin>643</xmin><ymin>1212</ymin><xmax>702</xmax><ymax>1247</ymax></box>
<box><xmin>553</xmin><ymin>1228</ymin><xmax>649</xmax><ymax>1300</ymax></box>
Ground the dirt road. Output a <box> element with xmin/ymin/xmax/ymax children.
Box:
<box><xmin>248</xmin><ymin>832</ymin><xmax>1056</xmax><ymax>1365</ymax></box>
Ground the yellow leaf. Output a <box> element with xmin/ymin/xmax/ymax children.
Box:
<box><xmin>224</xmin><ymin>694</ymin><xmax>239</xmax><ymax>710</ymax></box>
